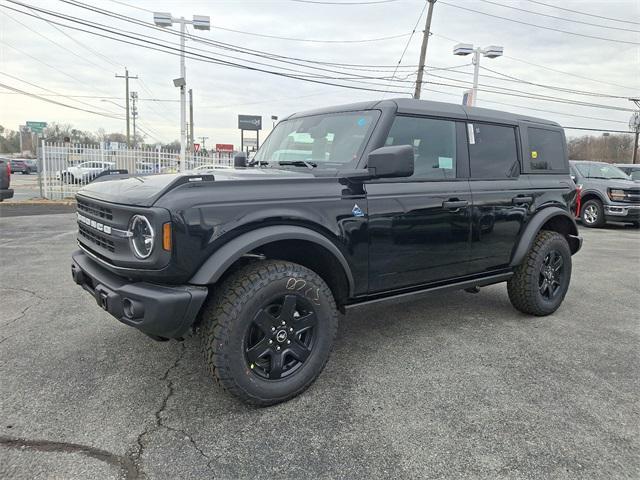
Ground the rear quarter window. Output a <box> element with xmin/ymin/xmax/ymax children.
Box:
<box><xmin>528</xmin><ymin>127</ymin><xmax>566</xmax><ymax>172</ymax></box>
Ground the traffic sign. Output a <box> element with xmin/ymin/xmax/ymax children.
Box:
<box><xmin>193</xmin><ymin>143</ymin><xmax>201</xmax><ymax>153</ymax></box>
<box><xmin>26</xmin><ymin>121</ymin><xmax>47</xmax><ymax>134</ymax></box>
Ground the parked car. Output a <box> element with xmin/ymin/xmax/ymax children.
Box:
<box><xmin>570</xmin><ymin>160</ymin><xmax>640</xmax><ymax>227</ymax></box>
<box><xmin>135</xmin><ymin>162</ymin><xmax>160</xmax><ymax>175</ymax></box>
<box><xmin>56</xmin><ymin>161</ymin><xmax>116</xmax><ymax>184</ymax></box>
<box><xmin>71</xmin><ymin>99</ymin><xmax>582</xmax><ymax>405</ymax></box>
<box><xmin>0</xmin><ymin>157</ymin><xmax>14</xmax><ymax>201</ymax></box>
<box><xmin>615</xmin><ymin>163</ymin><xmax>640</xmax><ymax>181</ymax></box>
<box><xmin>9</xmin><ymin>158</ymin><xmax>34</xmax><ymax>174</ymax></box>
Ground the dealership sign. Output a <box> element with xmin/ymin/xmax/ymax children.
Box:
<box><xmin>216</xmin><ymin>143</ymin><xmax>234</xmax><ymax>153</ymax></box>
<box><xmin>238</xmin><ymin>115</ymin><xmax>262</xmax><ymax>131</ymax></box>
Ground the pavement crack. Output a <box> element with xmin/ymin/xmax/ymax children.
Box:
<box><xmin>127</xmin><ymin>342</ymin><xmax>214</xmax><ymax>475</ymax></box>
<box><xmin>0</xmin><ymin>286</ymin><xmax>46</xmax><ymax>301</ymax></box>
<box><xmin>0</xmin><ymin>435</ymin><xmax>139</xmax><ymax>480</ymax></box>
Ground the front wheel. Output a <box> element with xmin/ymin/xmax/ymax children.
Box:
<box><xmin>200</xmin><ymin>260</ymin><xmax>338</xmax><ymax>406</ymax></box>
<box><xmin>581</xmin><ymin>199</ymin><xmax>605</xmax><ymax>228</ymax></box>
<box><xmin>507</xmin><ymin>231</ymin><xmax>572</xmax><ymax>316</ymax></box>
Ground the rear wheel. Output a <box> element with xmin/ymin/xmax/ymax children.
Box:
<box><xmin>508</xmin><ymin>231</ymin><xmax>572</xmax><ymax>316</ymax></box>
<box><xmin>200</xmin><ymin>260</ymin><xmax>338</xmax><ymax>406</ymax></box>
<box><xmin>581</xmin><ymin>199</ymin><xmax>605</xmax><ymax>228</ymax></box>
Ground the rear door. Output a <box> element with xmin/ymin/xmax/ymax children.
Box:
<box><xmin>466</xmin><ymin>122</ymin><xmax>531</xmax><ymax>273</ymax></box>
<box><xmin>366</xmin><ymin>116</ymin><xmax>472</xmax><ymax>292</ymax></box>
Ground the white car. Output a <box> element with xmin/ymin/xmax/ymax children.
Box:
<box><xmin>56</xmin><ymin>161</ymin><xmax>116</xmax><ymax>184</ymax></box>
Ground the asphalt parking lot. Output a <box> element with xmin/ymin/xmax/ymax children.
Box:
<box><xmin>1</xmin><ymin>213</ymin><xmax>638</xmax><ymax>479</ymax></box>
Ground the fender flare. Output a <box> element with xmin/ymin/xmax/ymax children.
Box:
<box><xmin>189</xmin><ymin>225</ymin><xmax>355</xmax><ymax>295</ymax></box>
<box><xmin>578</xmin><ymin>189</ymin><xmax>607</xmax><ymax>204</ymax></box>
<box><xmin>510</xmin><ymin>207</ymin><xmax>580</xmax><ymax>267</ymax></box>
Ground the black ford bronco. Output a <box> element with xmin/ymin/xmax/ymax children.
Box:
<box><xmin>71</xmin><ymin>99</ymin><xmax>582</xmax><ymax>405</ymax></box>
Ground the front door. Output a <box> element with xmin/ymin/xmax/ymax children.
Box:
<box><xmin>367</xmin><ymin>116</ymin><xmax>472</xmax><ymax>293</ymax></box>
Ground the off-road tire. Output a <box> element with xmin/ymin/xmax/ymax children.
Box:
<box><xmin>581</xmin><ymin>198</ymin><xmax>605</xmax><ymax>228</ymax></box>
<box><xmin>199</xmin><ymin>260</ymin><xmax>338</xmax><ymax>406</ymax></box>
<box><xmin>507</xmin><ymin>230</ymin><xmax>572</xmax><ymax>316</ymax></box>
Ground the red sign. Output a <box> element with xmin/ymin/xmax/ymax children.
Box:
<box><xmin>216</xmin><ymin>143</ymin><xmax>234</xmax><ymax>153</ymax></box>
<box><xmin>193</xmin><ymin>143</ymin><xmax>201</xmax><ymax>153</ymax></box>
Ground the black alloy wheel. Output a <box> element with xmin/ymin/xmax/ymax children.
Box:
<box><xmin>245</xmin><ymin>294</ymin><xmax>318</xmax><ymax>380</ymax></box>
<box><xmin>538</xmin><ymin>250</ymin><xmax>564</xmax><ymax>301</ymax></box>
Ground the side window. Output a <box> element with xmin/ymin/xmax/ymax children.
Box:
<box><xmin>468</xmin><ymin>123</ymin><xmax>519</xmax><ymax>178</ymax></box>
<box><xmin>384</xmin><ymin>116</ymin><xmax>457</xmax><ymax>180</ymax></box>
<box><xmin>528</xmin><ymin>128</ymin><xmax>566</xmax><ymax>171</ymax></box>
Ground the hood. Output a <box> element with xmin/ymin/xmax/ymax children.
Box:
<box><xmin>76</xmin><ymin>168</ymin><xmax>315</xmax><ymax>206</ymax></box>
<box><xmin>586</xmin><ymin>178</ymin><xmax>640</xmax><ymax>190</ymax></box>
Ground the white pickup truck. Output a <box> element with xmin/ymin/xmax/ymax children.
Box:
<box><xmin>56</xmin><ymin>161</ymin><xmax>116</xmax><ymax>184</ymax></box>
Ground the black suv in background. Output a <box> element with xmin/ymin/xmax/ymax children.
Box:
<box><xmin>71</xmin><ymin>99</ymin><xmax>581</xmax><ymax>405</ymax></box>
<box><xmin>570</xmin><ymin>160</ymin><xmax>640</xmax><ymax>228</ymax></box>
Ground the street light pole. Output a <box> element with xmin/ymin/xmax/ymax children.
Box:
<box><xmin>453</xmin><ymin>43</ymin><xmax>503</xmax><ymax>106</ymax></box>
<box><xmin>179</xmin><ymin>18</ymin><xmax>187</xmax><ymax>169</ymax></box>
<box><xmin>153</xmin><ymin>12</ymin><xmax>210</xmax><ymax>171</ymax></box>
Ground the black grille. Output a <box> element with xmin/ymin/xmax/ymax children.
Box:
<box><xmin>77</xmin><ymin>198</ymin><xmax>113</xmax><ymax>220</ymax></box>
<box><xmin>78</xmin><ymin>223</ymin><xmax>115</xmax><ymax>252</ymax></box>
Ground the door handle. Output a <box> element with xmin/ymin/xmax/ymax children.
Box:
<box><xmin>512</xmin><ymin>195</ymin><xmax>533</xmax><ymax>205</ymax></box>
<box><xmin>442</xmin><ymin>199</ymin><xmax>468</xmax><ymax>210</ymax></box>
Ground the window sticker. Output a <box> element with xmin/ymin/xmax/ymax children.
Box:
<box><xmin>467</xmin><ymin>123</ymin><xmax>475</xmax><ymax>144</ymax></box>
<box><xmin>356</xmin><ymin>117</ymin><xmax>368</xmax><ymax>127</ymax></box>
<box><xmin>438</xmin><ymin>157</ymin><xmax>453</xmax><ymax>169</ymax></box>
<box><xmin>531</xmin><ymin>150</ymin><xmax>538</xmax><ymax>159</ymax></box>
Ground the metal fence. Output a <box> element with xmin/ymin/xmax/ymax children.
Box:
<box><xmin>41</xmin><ymin>142</ymin><xmax>234</xmax><ymax>199</ymax></box>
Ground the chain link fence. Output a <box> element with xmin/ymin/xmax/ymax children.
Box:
<box><xmin>40</xmin><ymin>142</ymin><xmax>234</xmax><ymax>199</ymax></box>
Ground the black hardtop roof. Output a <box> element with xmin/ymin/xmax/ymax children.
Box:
<box><xmin>286</xmin><ymin>98</ymin><xmax>560</xmax><ymax>128</ymax></box>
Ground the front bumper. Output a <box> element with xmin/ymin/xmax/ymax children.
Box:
<box><xmin>604</xmin><ymin>204</ymin><xmax>640</xmax><ymax>221</ymax></box>
<box><xmin>71</xmin><ymin>250</ymin><xmax>208</xmax><ymax>339</ymax></box>
<box><xmin>0</xmin><ymin>188</ymin><xmax>14</xmax><ymax>200</ymax></box>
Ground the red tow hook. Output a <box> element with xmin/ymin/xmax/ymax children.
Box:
<box><xmin>574</xmin><ymin>184</ymin><xmax>582</xmax><ymax>219</ymax></box>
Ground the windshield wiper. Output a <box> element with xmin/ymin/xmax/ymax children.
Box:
<box><xmin>278</xmin><ymin>160</ymin><xmax>317</xmax><ymax>169</ymax></box>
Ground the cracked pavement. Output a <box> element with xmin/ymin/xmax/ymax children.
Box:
<box><xmin>1</xmin><ymin>213</ymin><xmax>639</xmax><ymax>479</ymax></box>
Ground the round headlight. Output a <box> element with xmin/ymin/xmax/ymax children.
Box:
<box><xmin>129</xmin><ymin>215</ymin><xmax>154</xmax><ymax>259</ymax></box>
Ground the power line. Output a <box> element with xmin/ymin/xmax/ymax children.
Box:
<box><xmin>0</xmin><ymin>82</ymin><xmax>124</xmax><ymax>119</ymax></box>
<box><xmin>437</xmin><ymin>1</ymin><xmax>640</xmax><ymax>45</ymax></box>
<box><xmin>0</xmin><ymin>71</ymin><xmax>124</xmax><ymax>114</ymax></box>
<box><xmin>384</xmin><ymin>0</ymin><xmax>429</xmax><ymax>95</ymax></box>
<box><xmin>431</xmin><ymin>32</ymin><xmax>639</xmax><ymax>92</ymax></box>
<box><xmin>2</xmin><ymin>2</ymin><xmax>414</xmax><ymax>95</ymax></box>
<box><xmin>525</xmin><ymin>0</ymin><xmax>640</xmax><ymax>26</ymax></box>
<box><xmin>477</xmin><ymin>0</ymin><xmax>640</xmax><ymax>33</ymax></box>
<box><xmin>25</xmin><ymin>7</ymin><xmax>123</xmax><ymax>68</ymax></box>
<box><xmin>215</xmin><ymin>26</ymin><xmax>413</xmax><ymax>44</ymax></box>
<box><xmin>478</xmin><ymin>65</ymin><xmax>633</xmax><ymax>100</ymax></box>
<box><xmin>0</xmin><ymin>9</ymin><xmax>116</xmax><ymax>72</ymax></box>
<box><xmin>290</xmin><ymin>0</ymin><xmax>399</xmax><ymax>4</ymax></box>
<box><xmin>6</xmin><ymin>1</ymin><xmax>634</xmax><ymax>116</ymax></box>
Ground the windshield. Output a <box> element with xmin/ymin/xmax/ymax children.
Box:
<box><xmin>253</xmin><ymin>110</ymin><xmax>380</xmax><ymax>169</ymax></box>
<box><xmin>574</xmin><ymin>163</ymin><xmax>630</xmax><ymax>180</ymax></box>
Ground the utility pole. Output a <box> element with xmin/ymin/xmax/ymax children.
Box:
<box><xmin>189</xmin><ymin>88</ymin><xmax>194</xmax><ymax>152</ymax></box>
<box><xmin>131</xmin><ymin>91</ymin><xmax>138</xmax><ymax>147</ymax></box>
<box><xmin>199</xmin><ymin>136</ymin><xmax>209</xmax><ymax>149</ymax></box>
<box><xmin>630</xmin><ymin>107</ymin><xmax>640</xmax><ymax>164</ymax></box>
<box><xmin>115</xmin><ymin>68</ymin><xmax>138</xmax><ymax>147</ymax></box>
<box><xmin>414</xmin><ymin>0</ymin><xmax>437</xmax><ymax>100</ymax></box>
<box><xmin>153</xmin><ymin>12</ymin><xmax>209</xmax><ymax>172</ymax></box>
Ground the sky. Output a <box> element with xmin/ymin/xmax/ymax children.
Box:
<box><xmin>0</xmin><ymin>0</ymin><xmax>638</xmax><ymax>148</ymax></box>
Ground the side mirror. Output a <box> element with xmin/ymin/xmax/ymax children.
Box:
<box><xmin>234</xmin><ymin>152</ymin><xmax>247</xmax><ymax>168</ymax></box>
<box><xmin>367</xmin><ymin>145</ymin><xmax>414</xmax><ymax>179</ymax></box>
